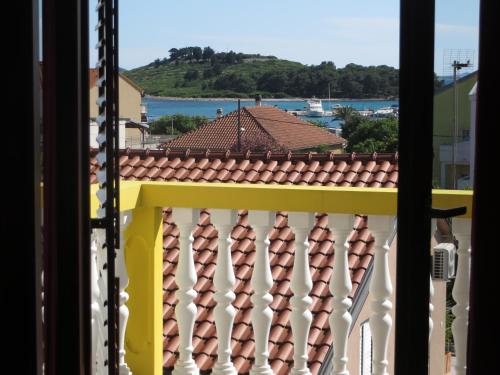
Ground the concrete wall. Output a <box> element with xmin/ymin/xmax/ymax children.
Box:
<box><xmin>346</xmin><ymin>234</ymin><xmax>448</xmax><ymax>375</ymax></box>
<box><xmin>89</xmin><ymin>75</ymin><xmax>142</xmax><ymax>123</ymax></box>
<box><xmin>347</xmin><ymin>238</ymin><xmax>397</xmax><ymax>375</ymax></box>
<box><xmin>125</xmin><ymin>127</ymin><xmax>144</xmax><ymax>148</ymax></box>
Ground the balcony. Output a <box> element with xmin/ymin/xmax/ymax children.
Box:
<box><xmin>89</xmin><ymin>179</ymin><xmax>472</xmax><ymax>375</ymax></box>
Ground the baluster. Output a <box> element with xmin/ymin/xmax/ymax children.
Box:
<box><xmin>288</xmin><ymin>213</ymin><xmax>315</xmax><ymax>375</ymax></box>
<box><xmin>91</xmin><ymin>232</ymin><xmax>101</xmax><ymax>375</ymax></box>
<box><xmin>451</xmin><ymin>218</ymin><xmax>471</xmax><ymax>375</ymax></box>
<box><xmin>173</xmin><ymin>208</ymin><xmax>200</xmax><ymax>375</ymax></box>
<box><xmin>368</xmin><ymin>216</ymin><xmax>393</xmax><ymax>375</ymax></box>
<box><xmin>211</xmin><ymin>209</ymin><xmax>238</xmax><ymax>375</ymax></box>
<box><xmin>429</xmin><ymin>218</ymin><xmax>436</xmax><ymax>343</ymax></box>
<box><xmin>95</xmin><ymin>228</ymin><xmax>108</xmax><ymax>375</ymax></box>
<box><xmin>248</xmin><ymin>210</ymin><xmax>275</xmax><ymax>375</ymax></box>
<box><xmin>329</xmin><ymin>214</ymin><xmax>354</xmax><ymax>375</ymax></box>
<box><xmin>429</xmin><ymin>275</ymin><xmax>434</xmax><ymax>341</ymax></box>
<box><xmin>116</xmin><ymin>212</ymin><xmax>133</xmax><ymax>375</ymax></box>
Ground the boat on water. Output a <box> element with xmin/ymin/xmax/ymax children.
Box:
<box><xmin>373</xmin><ymin>107</ymin><xmax>397</xmax><ymax>118</ymax></box>
<box><xmin>305</xmin><ymin>98</ymin><xmax>324</xmax><ymax>117</ymax></box>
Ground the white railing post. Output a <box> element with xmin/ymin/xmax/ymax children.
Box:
<box><xmin>368</xmin><ymin>215</ymin><xmax>394</xmax><ymax>375</ymax></box>
<box><xmin>452</xmin><ymin>218</ymin><xmax>471</xmax><ymax>375</ymax></box>
<box><xmin>248</xmin><ymin>210</ymin><xmax>275</xmax><ymax>375</ymax></box>
<box><xmin>92</xmin><ymin>228</ymin><xmax>108</xmax><ymax>375</ymax></box>
<box><xmin>116</xmin><ymin>212</ymin><xmax>133</xmax><ymax>375</ymax></box>
<box><xmin>211</xmin><ymin>209</ymin><xmax>238</xmax><ymax>375</ymax></box>
<box><xmin>329</xmin><ymin>214</ymin><xmax>354</xmax><ymax>375</ymax></box>
<box><xmin>429</xmin><ymin>275</ymin><xmax>434</xmax><ymax>341</ymax></box>
<box><xmin>173</xmin><ymin>208</ymin><xmax>200</xmax><ymax>375</ymax></box>
<box><xmin>288</xmin><ymin>213</ymin><xmax>315</xmax><ymax>375</ymax></box>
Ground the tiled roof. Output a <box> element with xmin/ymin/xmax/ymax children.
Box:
<box><xmin>89</xmin><ymin>149</ymin><xmax>398</xmax><ymax>187</ymax></box>
<box><xmin>161</xmin><ymin>106</ymin><xmax>346</xmax><ymax>151</ymax></box>
<box><xmin>89</xmin><ymin>149</ymin><xmax>398</xmax><ymax>374</ymax></box>
<box><xmin>89</xmin><ymin>68</ymin><xmax>143</xmax><ymax>94</ymax></box>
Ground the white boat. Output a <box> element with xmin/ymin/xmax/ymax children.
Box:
<box><xmin>373</xmin><ymin>107</ymin><xmax>396</xmax><ymax>118</ymax></box>
<box><xmin>305</xmin><ymin>98</ymin><xmax>324</xmax><ymax>117</ymax></box>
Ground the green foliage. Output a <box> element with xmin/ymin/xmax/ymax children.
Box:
<box><xmin>307</xmin><ymin>120</ymin><xmax>328</xmax><ymax>128</ymax></box>
<box><xmin>213</xmin><ymin>73</ymin><xmax>256</xmax><ymax>93</ymax></box>
<box><xmin>126</xmin><ymin>47</ymin><xmax>399</xmax><ymax>98</ymax></box>
<box><xmin>312</xmin><ymin>144</ymin><xmax>332</xmax><ymax>153</ymax></box>
<box><xmin>149</xmin><ymin>114</ymin><xmax>208</xmax><ymax>135</ymax></box>
<box><xmin>202</xmin><ymin>46</ymin><xmax>215</xmax><ymax>61</ymax></box>
<box><xmin>344</xmin><ymin>117</ymin><xmax>398</xmax><ymax>153</ymax></box>
<box><xmin>184</xmin><ymin>69</ymin><xmax>200</xmax><ymax>81</ymax></box>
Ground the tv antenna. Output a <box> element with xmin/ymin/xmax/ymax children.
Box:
<box><xmin>443</xmin><ymin>49</ymin><xmax>474</xmax><ymax>189</ymax></box>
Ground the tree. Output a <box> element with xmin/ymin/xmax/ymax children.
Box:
<box><xmin>184</xmin><ymin>69</ymin><xmax>199</xmax><ymax>81</ymax></box>
<box><xmin>346</xmin><ymin>118</ymin><xmax>398</xmax><ymax>152</ymax></box>
<box><xmin>168</xmin><ymin>48</ymin><xmax>179</xmax><ymax>61</ymax></box>
<box><xmin>213</xmin><ymin>73</ymin><xmax>256</xmax><ymax>93</ymax></box>
<box><xmin>192</xmin><ymin>47</ymin><xmax>203</xmax><ymax>61</ymax></box>
<box><xmin>202</xmin><ymin>46</ymin><xmax>215</xmax><ymax>61</ymax></box>
<box><xmin>339</xmin><ymin>109</ymin><xmax>362</xmax><ymax>141</ymax></box>
<box><xmin>150</xmin><ymin>114</ymin><xmax>208</xmax><ymax>135</ymax></box>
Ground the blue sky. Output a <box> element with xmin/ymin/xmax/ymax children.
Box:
<box><xmin>89</xmin><ymin>0</ymin><xmax>479</xmax><ymax>74</ymax></box>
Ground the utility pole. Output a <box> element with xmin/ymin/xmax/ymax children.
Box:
<box><xmin>171</xmin><ymin>117</ymin><xmax>174</xmax><ymax>136</ymax></box>
<box><xmin>237</xmin><ymin>99</ymin><xmax>241</xmax><ymax>152</ymax></box>
<box><xmin>451</xmin><ymin>59</ymin><xmax>472</xmax><ymax>189</ymax></box>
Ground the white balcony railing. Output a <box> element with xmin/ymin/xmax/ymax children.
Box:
<box><xmin>89</xmin><ymin>182</ymin><xmax>472</xmax><ymax>375</ymax></box>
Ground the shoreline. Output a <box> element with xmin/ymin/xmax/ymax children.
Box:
<box><xmin>144</xmin><ymin>95</ymin><xmax>398</xmax><ymax>102</ymax></box>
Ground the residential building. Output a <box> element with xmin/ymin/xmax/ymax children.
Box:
<box><xmin>89</xmin><ymin>68</ymin><xmax>149</xmax><ymax>148</ymax></box>
<box><xmin>433</xmin><ymin>72</ymin><xmax>477</xmax><ymax>188</ymax></box>
<box><xmin>162</xmin><ymin>105</ymin><xmax>346</xmax><ymax>153</ymax></box>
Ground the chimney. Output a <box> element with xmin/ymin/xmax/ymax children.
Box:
<box><xmin>216</xmin><ymin>108</ymin><xmax>223</xmax><ymax>118</ymax></box>
<box><xmin>255</xmin><ymin>94</ymin><xmax>262</xmax><ymax>107</ymax></box>
<box><xmin>140</xmin><ymin>104</ymin><xmax>147</xmax><ymax>123</ymax></box>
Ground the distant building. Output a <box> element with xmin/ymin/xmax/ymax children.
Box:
<box><xmin>433</xmin><ymin>71</ymin><xmax>477</xmax><ymax>188</ymax></box>
<box><xmin>162</xmin><ymin>103</ymin><xmax>346</xmax><ymax>152</ymax></box>
<box><xmin>89</xmin><ymin>68</ymin><xmax>148</xmax><ymax>148</ymax></box>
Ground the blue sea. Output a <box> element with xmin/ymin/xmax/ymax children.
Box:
<box><xmin>143</xmin><ymin>97</ymin><xmax>399</xmax><ymax>129</ymax></box>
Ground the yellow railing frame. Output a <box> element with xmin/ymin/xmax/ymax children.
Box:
<box><xmin>90</xmin><ymin>181</ymin><xmax>472</xmax><ymax>375</ymax></box>
<box><xmin>90</xmin><ymin>181</ymin><xmax>473</xmax><ymax>218</ymax></box>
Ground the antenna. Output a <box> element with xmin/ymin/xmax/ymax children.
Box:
<box><xmin>442</xmin><ymin>49</ymin><xmax>474</xmax><ymax>189</ymax></box>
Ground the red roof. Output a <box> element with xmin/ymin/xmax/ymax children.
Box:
<box><xmin>162</xmin><ymin>106</ymin><xmax>346</xmax><ymax>151</ymax></box>
<box><xmin>90</xmin><ymin>149</ymin><xmax>398</xmax><ymax>187</ymax></box>
<box><xmin>89</xmin><ymin>149</ymin><xmax>398</xmax><ymax>374</ymax></box>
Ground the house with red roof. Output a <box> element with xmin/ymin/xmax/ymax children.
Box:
<box><xmin>161</xmin><ymin>105</ymin><xmax>346</xmax><ymax>153</ymax></box>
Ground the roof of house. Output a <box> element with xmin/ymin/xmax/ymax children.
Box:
<box><xmin>435</xmin><ymin>70</ymin><xmax>478</xmax><ymax>95</ymax></box>
<box><xmin>161</xmin><ymin>106</ymin><xmax>346</xmax><ymax>151</ymax></box>
<box><xmin>90</xmin><ymin>149</ymin><xmax>398</xmax><ymax>187</ymax></box>
<box><xmin>88</xmin><ymin>68</ymin><xmax>144</xmax><ymax>94</ymax></box>
<box><xmin>89</xmin><ymin>149</ymin><xmax>398</xmax><ymax>374</ymax></box>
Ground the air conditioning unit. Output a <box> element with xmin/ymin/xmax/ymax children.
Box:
<box><xmin>432</xmin><ymin>243</ymin><xmax>456</xmax><ymax>281</ymax></box>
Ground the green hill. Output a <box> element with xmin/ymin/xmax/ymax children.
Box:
<box><xmin>123</xmin><ymin>47</ymin><xmax>399</xmax><ymax>99</ymax></box>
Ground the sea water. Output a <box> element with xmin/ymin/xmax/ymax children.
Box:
<box><xmin>144</xmin><ymin>97</ymin><xmax>399</xmax><ymax>129</ymax></box>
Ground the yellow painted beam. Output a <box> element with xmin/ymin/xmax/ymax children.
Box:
<box><xmin>89</xmin><ymin>181</ymin><xmax>473</xmax><ymax>218</ymax></box>
<box><xmin>432</xmin><ymin>189</ymin><xmax>473</xmax><ymax>218</ymax></box>
<box><xmin>123</xmin><ymin>207</ymin><xmax>164</xmax><ymax>375</ymax></box>
<box><xmin>140</xmin><ymin>181</ymin><xmax>399</xmax><ymax>215</ymax></box>
<box><xmin>90</xmin><ymin>181</ymin><xmax>142</xmax><ymax>218</ymax></box>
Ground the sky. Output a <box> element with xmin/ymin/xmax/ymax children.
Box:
<box><xmin>89</xmin><ymin>0</ymin><xmax>480</xmax><ymax>75</ymax></box>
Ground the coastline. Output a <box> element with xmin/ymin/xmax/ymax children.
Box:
<box><xmin>144</xmin><ymin>95</ymin><xmax>398</xmax><ymax>102</ymax></box>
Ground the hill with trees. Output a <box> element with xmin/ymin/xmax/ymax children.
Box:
<box><xmin>123</xmin><ymin>46</ymin><xmax>400</xmax><ymax>99</ymax></box>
